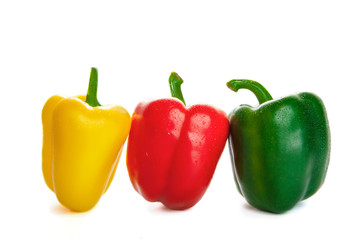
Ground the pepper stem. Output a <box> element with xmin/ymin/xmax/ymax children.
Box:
<box><xmin>226</xmin><ymin>79</ymin><xmax>273</xmax><ymax>104</ymax></box>
<box><xmin>169</xmin><ymin>72</ymin><xmax>186</xmax><ymax>105</ymax></box>
<box><xmin>85</xmin><ymin>67</ymin><xmax>101</xmax><ymax>107</ymax></box>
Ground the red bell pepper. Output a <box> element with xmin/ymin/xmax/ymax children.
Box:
<box><xmin>126</xmin><ymin>72</ymin><xmax>229</xmax><ymax>210</ymax></box>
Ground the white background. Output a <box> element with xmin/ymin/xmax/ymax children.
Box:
<box><xmin>1</xmin><ymin>0</ymin><xmax>359</xmax><ymax>239</ymax></box>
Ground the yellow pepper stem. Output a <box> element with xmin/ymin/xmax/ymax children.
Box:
<box><xmin>85</xmin><ymin>67</ymin><xmax>101</xmax><ymax>107</ymax></box>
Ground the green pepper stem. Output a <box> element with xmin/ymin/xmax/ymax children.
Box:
<box><xmin>169</xmin><ymin>72</ymin><xmax>186</xmax><ymax>105</ymax></box>
<box><xmin>226</xmin><ymin>79</ymin><xmax>273</xmax><ymax>104</ymax></box>
<box><xmin>85</xmin><ymin>67</ymin><xmax>101</xmax><ymax>107</ymax></box>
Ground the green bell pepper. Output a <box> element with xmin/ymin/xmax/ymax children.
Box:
<box><xmin>227</xmin><ymin>79</ymin><xmax>330</xmax><ymax>213</ymax></box>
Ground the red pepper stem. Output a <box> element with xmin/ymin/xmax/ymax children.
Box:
<box><xmin>85</xmin><ymin>67</ymin><xmax>101</xmax><ymax>107</ymax></box>
<box><xmin>169</xmin><ymin>72</ymin><xmax>186</xmax><ymax>105</ymax></box>
<box><xmin>226</xmin><ymin>79</ymin><xmax>273</xmax><ymax>104</ymax></box>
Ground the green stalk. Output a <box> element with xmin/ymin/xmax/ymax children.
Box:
<box><xmin>226</xmin><ymin>79</ymin><xmax>273</xmax><ymax>104</ymax></box>
<box><xmin>169</xmin><ymin>72</ymin><xmax>186</xmax><ymax>105</ymax></box>
<box><xmin>85</xmin><ymin>67</ymin><xmax>101</xmax><ymax>107</ymax></box>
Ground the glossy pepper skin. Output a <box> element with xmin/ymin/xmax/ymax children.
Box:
<box><xmin>42</xmin><ymin>68</ymin><xmax>131</xmax><ymax>212</ymax></box>
<box><xmin>227</xmin><ymin>79</ymin><xmax>330</xmax><ymax>213</ymax></box>
<box><xmin>126</xmin><ymin>72</ymin><xmax>229</xmax><ymax>210</ymax></box>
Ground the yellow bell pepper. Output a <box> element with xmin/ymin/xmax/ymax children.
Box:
<box><xmin>42</xmin><ymin>68</ymin><xmax>131</xmax><ymax>212</ymax></box>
